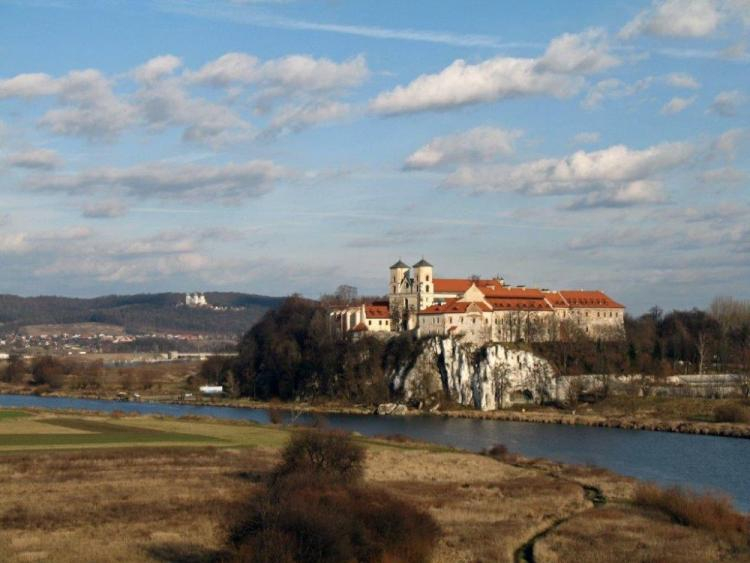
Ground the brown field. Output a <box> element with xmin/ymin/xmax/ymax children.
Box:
<box><xmin>0</xmin><ymin>411</ymin><xmax>747</xmax><ymax>562</ymax></box>
<box><xmin>19</xmin><ymin>323</ymin><xmax>127</xmax><ymax>337</ymax></box>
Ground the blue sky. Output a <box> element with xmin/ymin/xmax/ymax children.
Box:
<box><xmin>0</xmin><ymin>0</ymin><xmax>748</xmax><ymax>313</ymax></box>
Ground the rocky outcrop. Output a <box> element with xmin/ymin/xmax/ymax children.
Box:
<box><xmin>375</xmin><ymin>403</ymin><xmax>409</xmax><ymax>416</ymax></box>
<box><xmin>391</xmin><ymin>336</ymin><xmax>567</xmax><ymax>411</ymax></box>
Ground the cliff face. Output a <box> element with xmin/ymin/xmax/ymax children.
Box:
<box><xmin>390</xmin><ymin>337</ymin><xmax>567</xmax><ymax>411</ymax></box>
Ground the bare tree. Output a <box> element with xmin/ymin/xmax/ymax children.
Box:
<box><xmin>491</xmin><ymin>363</ymin><xmax>512</xmax><ymax>409</ymax></box>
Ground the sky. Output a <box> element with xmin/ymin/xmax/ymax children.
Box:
<box><xmin>0</xmin><ymin>0</ymin><xmax>748</xmax><ymax>313</ymax></box>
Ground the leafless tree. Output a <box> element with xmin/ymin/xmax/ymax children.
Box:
<box><xmin>491</xmin><ymin>363</ymin><xmax>512</xmax><ymax>409</ymax></box>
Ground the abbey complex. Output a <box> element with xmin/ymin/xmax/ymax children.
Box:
<box><xmin>330</xmin><ymin>259</ymin><xmax>625</xmax><ymax>344</ymax></box>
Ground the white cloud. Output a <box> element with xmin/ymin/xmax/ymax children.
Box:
<box><xmin>371</xmin><ymin>57</ymin><xmax>581</xmax><ymax>115</ymax></box>
<box><xmin>368</xmin><ymin>27</ymin><xmax>627</xmax><ymax>114</ymax></box>
<box><xmin>710</xmin><ymin>90</ymin><xmax>746</xmax><ymax>116</ymax></box>
<box><xmin>661</xmin><ymin>95</ymin><xmax>696</xmax><ymax>114</ymax></box>
<box><xmin>25</xmin><ymin>159</ymin><xmax>289</xmax><ymax>202</ymax></box>
<box><xmin>188</xmin><ymin>52</ymin><xmax>259</xmax><ymax>86</ymax></box>
<box><xmin>572</xmin><ymin>131</ymin><xmax>601</xmax><ymax>145</ymax></box>
<box><xmin>136</xmin><ymin>79</ymin><xmax>252</xmax><ymax>144</ymax></box>
<box><xmin>189</xmin><ymin>52</ymin><xmax>368</xmax><ymax>94</ymax></box>
<box><xmin>536</xmin><ymin>28</ymin><xmax>620</xmax><ymax>74</ymax></box>
<box><xmin>404</xmin><ymin>126</ymin><xmax>522</xmax><ymax>170</ymax></box>
<box><xmin>4</xmin><ymin>148</ymin><xmax>62</xmax><ymax>170</ymax></box>
<box><xmin>0</xmin><ymin>73</ymin><xmax>58</xmax><ymax>98</ymax></box>
<box><xmin>444</xmin><ymin>142</ymin><xmax>695</xmax><ymax>200</ymax></box>
<box><xmin>712</xmin><ymin>128</ymin><xmax>745</xmax><ymax>158</ymax></box>
<box><xmin>133</xmin><ymin>55</ymin><xmax>183</xmax><ymax>83</ymax></box>
<box><xmin>582</xmin><ymin>77</ymin><xmax>654</xmax><ymax>109</ymax></box>
<box><xmin>38</xmin><ymin>69</ymin><xmax>136</xmax><ymax>140</ymax></box>
<box><xmin>567</xmin><ymin>180</ymin><xmax>667</xmax><ymax>209</ymax></box>
<box><xmin>665</xmin><ymin>72</ymin><xmax>701</xmax><ymax>89</ymax></box>
<box><xmin>267</xmin><ymin>101</ymin><xmax>352</xmax><ymax>135</ymax></box>
<box><xmin>619</xmin><ymin>0</ymin><xmax>724</xmax><ymax>39</ymax></box>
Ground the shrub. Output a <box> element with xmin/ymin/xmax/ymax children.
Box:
<box><xmin>272</xmin><ymin>430</ymin><xmax>365</xmax><ymax>485</ymax></box>
<box><xmin>30</xmin><ymin>356</ymin><xmax>65</xmax><ymax>388</ymax></box>
<box><xmin>634</xmin><ymin>484</ymin><xmax>750</xmax><ymax>549</ymax></box>
<box><xmin>713</xmin><ymin>403</ymin><xmax>750</xmax><ymax>423</ymax></box>
<box><xmin>268</xmin><ymin>408</ymin><xmax>284</xmax><ymax>425</ymax></box>
<box><xmin>227</xmin><ymin>430</ymin><xmax>440</xmax><ymax>563</ymax></box>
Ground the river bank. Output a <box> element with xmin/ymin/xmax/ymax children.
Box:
<box><xmin>6</xmin><ymin>384</ymin><xmax>749</xmax><ymax>440</ymax></box>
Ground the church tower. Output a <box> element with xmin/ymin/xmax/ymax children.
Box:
<box><xmin>412</xmin><ymin>258</ymin><xmax>434</xmax><ymax>310</ymax></box>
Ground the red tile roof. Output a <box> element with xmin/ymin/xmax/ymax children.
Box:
<box><xmin>485</xmin><ymin>297</ymin><xmax>553</xmax><ymax>311</ymax></box>
<box><xmin>432</xmin><ymin>278</ymin><xmax>475</xmax><ymax>293</ymax></box>
<box><xmin>364</xmin><ymin>305</ymin><xmax>390</xmax><ymax>319</ymax></box>
<box><xmin>558</xmin><ymin>290</ymin><xmax>624</xmax><ymax>309</ymax></box>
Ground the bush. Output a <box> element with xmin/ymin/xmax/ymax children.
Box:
<box><xmin>272</xmin><ymin>430</ymin><xmax>365</xmax><ymax>485</ymax></box>
<box><xmin>713</xmin><ymin>403</ymin><xmax>750</xmax><ymax>423</ymax></box>
<box><xmin>227</xmin><ymin>430</ymin><xmax>440</xmax><ymax>563</ymax></box>
<box><xmin>30</xmin><ymin>356</ymin><xmax>65</xmax><ymax>388</ymax></box>
<box><xmin>634</xmin><ymin>484</ymin><xmax>750</xmax><ymax>549</ymax></box>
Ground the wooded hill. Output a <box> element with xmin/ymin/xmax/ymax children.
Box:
<box><xmin>0</xmin><ymin>292</ymin><xmax>284</xmax><ymax>336</ymax></box>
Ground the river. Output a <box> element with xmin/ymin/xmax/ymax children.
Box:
<box><xmin>1</xmin><ymin>394</ymin><xmax>748</xmax><ymax>512</ymax></box>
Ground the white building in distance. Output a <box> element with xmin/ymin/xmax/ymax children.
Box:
<box><xmin>330</xmin><ymin>259</ymin><xmax>625</xmax><ymax>344</ymax></box>
<box><xmin>185</xmin><ymin>293</ymin><xmax>208</xmax><ymax>307</ymax></box>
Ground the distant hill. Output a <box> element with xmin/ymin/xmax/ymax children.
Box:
<box><xmin>0</xmin><ymin>292</ymin><xmax>285</xmax><ymax>336</ymax></box>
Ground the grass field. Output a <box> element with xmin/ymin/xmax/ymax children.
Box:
<box><xmin>0</xmin><ymin>410</ymin><xmax>745</xmax><ymax>562</ymax></box>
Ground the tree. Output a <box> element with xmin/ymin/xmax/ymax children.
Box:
<box><xmin>1</xmin><ymin>354</ymin><xmax>26</xmax><ymax>383</ymax></box>
<box><xmin>491</xmin><ymin>363</ymin><xmax>512</xmax><ymax>409</ymax></box>
<box><xmin>31</xmin><ymin>356</ymin><xmax>65</xmax><ymax>388</ymax></box>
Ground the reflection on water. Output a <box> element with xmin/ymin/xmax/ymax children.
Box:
<box><xmin>1</xmin><ymin>394</ymin><xmax>748</xmax><ymax>512</ymax></box>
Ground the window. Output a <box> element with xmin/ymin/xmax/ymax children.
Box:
<box><xmin>426</xmin><ymin>275</ymin><xmax>430</xmax><ymax>281</ymax></box>
<box><xmin>368</xmin><ymin>321</ymin><xmax>371</xmax><ymax>326</ymax></box>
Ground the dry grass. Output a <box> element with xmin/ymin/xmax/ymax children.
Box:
<box><xmin>0</xmin><ymin>413</ymin><xmax>744</xmax><ymax>562</ymax></box>
<box><xmin>634</xmin><ymin>484</ymin><xmax>750</xmax><ymax>549</ymax></box>
<box><xmin>533</xmin><ymin>505</ymin><xmax>742</xmax><ymax>563</ymax></box>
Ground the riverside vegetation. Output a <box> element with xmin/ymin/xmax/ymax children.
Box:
<box><xmin>2</xmin><ymin>295</ymin><xmax>750</xmax><ymax>434</ymax></box>
<box><xmin>0</xmin><ymin>409</ymin><xmax>748</xmax><ymax>562</ymax></box>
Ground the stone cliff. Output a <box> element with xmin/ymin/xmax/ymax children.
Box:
<box><xmin>390</xmin><ymin>336</ymin><xmax>568</xmax><ymax>411</ymax></box>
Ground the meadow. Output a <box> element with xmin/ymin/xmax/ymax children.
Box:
<box><xmin>0</xmin><ymin>409</ymin><xmax>746</xmax><ymax>562</ymax></box>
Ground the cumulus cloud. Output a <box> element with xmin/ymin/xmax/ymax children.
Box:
<box><xmin>0</xmin><ymin>73</ymin><xmax>59</xmax><ymax>98</ymax></box>
<box><xmin>665</xmin><ymin>72</ymin><xmax>701</xmax><ymax>89</ymax></box>
<box><xmin>536</xmin><ymin>28</ymin><xmax>620</xmax><ymax>74</ymax></box>
<box><xmin>37</xmin><ymin>69</ymin><xmax>136</xmax><ymax>140</ymax></box>
<box><xmin>136</xmin><ymin>79</ymin><xmax>252</xmax><ymax>144</ymax></box>
<box><xmin>567</xmin><ymin>180</ymin><xmax>667</xmax><ymax>209</ymax></box>
<box><xmin>367</xmin><ymin>28</ymin><xmax>627</xmax><ymax>114</ymax></box>
<box><xmin>25</xmin><ymin>159</ymin><xmax>289</xmax><ymax>202</ymax></box>
<box><xmin>371</xmin><ymin>57</ymin><xmax>582</xmax><ymax>115</ymax></box>
<box><xmin>661</xmin><ymin>95</ymin><xmax>696</xmax><ymax>114</ymax></box>
<box><xmin>4</xmin><ymin>148</ymin><xmax>62</xmax><ymax>170</ymax></box>
<box><xmin>189</xmin><ymin>52</ymin><xmax>368</xmax><ymax>94</ymax></box>
<box><xmin>404</xmin><ymin>126</ymin><xmax>522</xmax><ymax>170</ymax></box>
<box><xmin>188</xmin><ymin>52</ymin><xmax>259</xmax><ymax>86</ymax></box>
<box><xmin>711</xmin><ymin>128</ymin><xmax>745</xmax><ymax>158</ymax></box>
<box><xmin>710</xmin><ymin>90</ymin><xmax>746</xmax><ymax>116</ymax></box>
<box><xmin>443</xmin><ymin>142</ymin><xmax>695</xmax><ymax>205</ymax></box>
<box><xmin>133</xmin><ymin>55</ymin><xmax>183</xmax><ymax>83</ymax></box>
<box><xmin>619</xmin><ymin>0</ymin><xmax>724</xmax><ymax>39</ymax></box>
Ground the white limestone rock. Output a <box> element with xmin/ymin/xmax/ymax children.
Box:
<box><xmin>391</xmin><ymin>336</ymin><xmax>566</xmax><ymax>411</ymax></box>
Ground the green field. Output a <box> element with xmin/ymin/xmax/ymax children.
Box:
<box><xmin>0</xmin><ymin>410</ymin><xmax>294</xmax><ymax>452</ymax></box>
